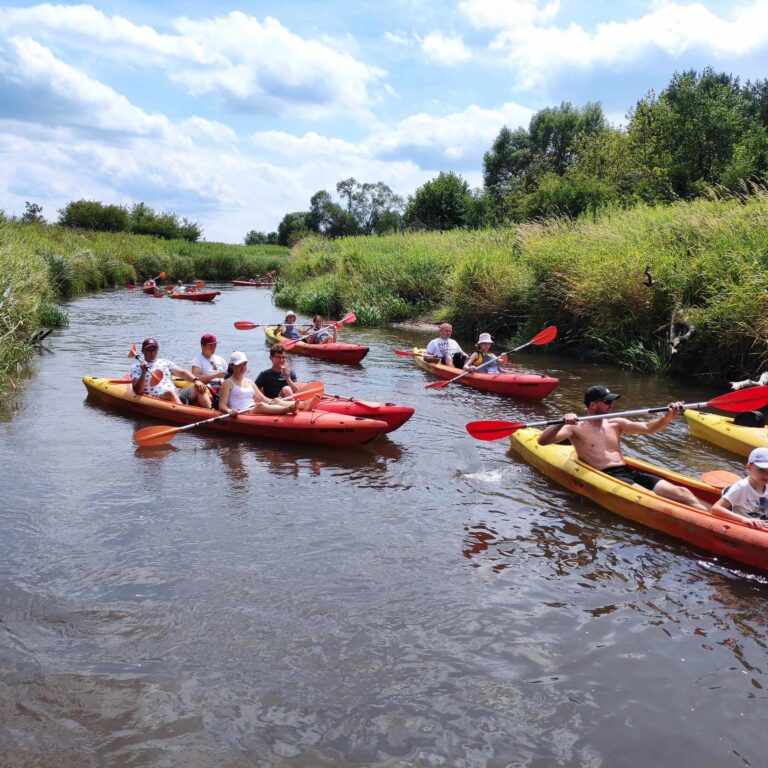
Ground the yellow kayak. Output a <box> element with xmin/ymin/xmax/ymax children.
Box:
<box><xmin>509</xmin><ymin>427</ymin><xmax>768</xmax><ymax>571</ymax></box>
<box><xmin>684</xmin><ymin>409</ymin><xmax>768</xmax><ymax>458</ymax></box>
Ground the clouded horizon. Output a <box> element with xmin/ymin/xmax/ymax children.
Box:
<box><xmin>1</xmin><ymin>0</ymin><xmax>766</xmax><ymax>242</ymax></box>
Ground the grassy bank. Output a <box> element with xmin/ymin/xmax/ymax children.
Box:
<box><xmin>0</xmin><ymin>221</ymin><xmax>287</xmax><ymax>393</ymax></box>
<box><xmin>276</xmin><ymin>192</ymin><xmax>768</xmax><ymax>379</ymax></box>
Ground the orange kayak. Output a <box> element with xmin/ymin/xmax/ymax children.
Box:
<box><xmin>83</xmin><ymin>377</ymin><xmax>389</xmax><ymax>446</ymax></box>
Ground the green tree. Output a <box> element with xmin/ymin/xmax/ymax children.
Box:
<box><xmin>334</xmin><ymin>179</ymin><xmax>404</xmax><ymax>234</ymax></box>
<box><xmin>20</xmin><ymin>201</ymin><xmax>45</xmax><ymax>224</ymax></box>
<box><xmin>245</xmin><ymin>230</ymin><xmax>269</xmax><ymax>245</ymax></box>
<box><xmin>277</xmin><ymin>211</ymin><xmax>311</xmax><ymax>246</ymax></box>
<box><xmin>403</xmin><ymin>172</ymin><xmax>473</xmax><ymax>231</ymax></box>
<box><xmin>58</xmin><ymin>200</ymin><xmax>128</xmax><ymax>232</ymax></box>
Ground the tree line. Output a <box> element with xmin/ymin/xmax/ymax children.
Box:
<box><xmin>4</xmin><ymin>200</ymin><xmax>203</xmax><ymax>242</ymax></box>
<box><xmin>253</xmin><ymin>67</ymin><xmax>768</xmax><ymax>244</ymax></box>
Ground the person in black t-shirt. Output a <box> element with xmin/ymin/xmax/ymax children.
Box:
<box><xmin>255</xmin><ymin>344</ymin><xmax>300</xmax><ymax>398</ymax></box>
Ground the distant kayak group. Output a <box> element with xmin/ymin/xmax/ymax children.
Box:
<box><xmin>89</xmin><ymin>288</ymin><xmax>768</xmax><ymax>571</ymax></box>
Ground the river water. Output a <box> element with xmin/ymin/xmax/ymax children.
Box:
<box><xmin>1</xmin><ymin>285</ymin><xmax>766</xmax><ymax>767</ymax></box>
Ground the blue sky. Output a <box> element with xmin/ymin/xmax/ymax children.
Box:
<box><xmin>1</xmin><ymin>1</ymin><xmax>766</xmax><ymax>242</ymax></box>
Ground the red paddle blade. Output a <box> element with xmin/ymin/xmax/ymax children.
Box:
<box><xmin>339</xmin><ymin>311</ymin><xmax>356</xmax><ymax>325</ymax></box>
<box><xmin>134</xmin><ymin>425</ymin><xmax>179</xmax><ymax>447</ymax></box>
<box><xmin>701</xmin><ymin>470</ymin><xmax>741</xmax><ymax>490</ymax></box>
<box><xmin>530</xmin><ymin>325</ymin><xmax>557</xmax><ymax>345</ymax></box>
<box><xmin>234</xmin><ymin>321</ymin><xmax>259</xmax><ymax>330</ymax></box>
<box><xmin>709</xmin><ymin>385</ymin><xmax>768</xmax><ymax>412</ymax></box>
<box><xmin>425</xmin><ymin>379</ymin><xmax>451</xmax><ymax>390</ymax></box>
<box><xmin>394</xmin><ymin>349</ymin><xmax>417</xmax><ymax>357</ymax></box>
<box><xmin>195</xmin><ymin>281</ymin><xmax>206</xmax><ymax>289</ymax></box>
<box><xmin>465</xmin><ymin>420</ymin><xmax>525</xmax><ymax>441</ymax></box>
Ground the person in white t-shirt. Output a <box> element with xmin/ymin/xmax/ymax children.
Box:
<box><xmin>711</xmin><ymin>447</ymin><xmax>768</xmax><ymax>530</ymax></box>
<box><xmin>425</xmin><ymin>323</ymin><xmax>467</xmax><ymax>368</ymax></box>
<box><xmin>179</xmin><ymin>332</ymin><xmax>227</xmax><ymax>408</ymax></box>
<box><xmin>131</xmin><ymin>338</ymin><xmax>206</xmax><ymax>404</ymax></box>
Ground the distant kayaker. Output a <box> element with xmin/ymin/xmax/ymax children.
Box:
<box><xmin>280</xmin><ymin>311</ymin><xmax>302</xmax><ymax>341</ymax></box>
<box><xmin>131</xmin><ymin>338</ymin><xmax>207</xmax><ymax>405</ymax></box>
<box><xmin>172</xmin><ymin>279</ymin><xmax>186</xmax><ymax>294</ymax></box>
<box><xmin>537</xmin><ymin>385</ymin><xmax>710</xmax><ymax>512</ymax></box>
<box><xmin>218</xmin><ymin>350</ymin><xmax>298</xmax><ymax>416</ymax></box>
<box><xmin>186</xmin><ymin>332</ymin><xmax>227</xmax><ymax>408</ymax></box>
<box><xmin>305</xmin><ymin>314</ymin><xmax>337</xmax><ymax>345</ymax></box>
<box><xmin>463</xmin><ymin>333</ymin><xmax>508</xmax><ymax>374</ymax></box>
<box><xmin>711</xmin><ymin>448</ymin><xmax>768</xmax><ymax>530</ymax></box>
<box><xmin>425</xmin><ymin>323</ymin><xmax>467</xmax><ymax>368</ymax></box>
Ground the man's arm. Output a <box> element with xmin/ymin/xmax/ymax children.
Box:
<box><xmin>615</xmin><ymin>402</ymin><xmax>682</xmax><ymax>436</ymax></box>
<box><xmin>172</xmin><ymin>366</ymin><xmax>207</xmax><ymax>394</ymax></box>
<box><xmin>131</xmin><ymin>364</ymin><xmax>147</xmax><ymax>395</ymax></box>
<box><xmin>537</xmin><ymin>415</ymin><xmax>577</xmax><ymax>445</ymax></box>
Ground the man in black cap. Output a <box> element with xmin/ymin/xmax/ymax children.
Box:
<box><xmin>131</xmin><ymin>338</ymin><xmax>206</xmax><ymax>404</ymax></box>
<box><xmin>537</xmin><ymin>384</ymin><xmax>709</xmax><ymax>511</ymax></box>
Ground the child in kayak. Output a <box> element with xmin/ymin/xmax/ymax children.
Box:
<box><xmin>711</xmin><ymin>448</ymin><xmax>768</xmax><ymax>530</ymax></box>
<box><xmin>280</xmin><ymin>311</ymin><xmax>302</xmax><ymax>340</ymax></box>
<box><xmin>463</xmin><ymin>333</ymin><xmax>509</xmax><ymax>374</ymax></box>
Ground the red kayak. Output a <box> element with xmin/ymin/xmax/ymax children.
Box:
<box><xmin>142</xmin><ymin>281</ymin><xmax>158</xmax><ymax>294</ymax></box>
<box><xmin>413</xmin><ymin>348</ymin><xmax>558</xmax><ymax>400</ymax></box>
<box><xmin>316</xmin><ymin>395</ymin><xmax>414</xmax><ymax>433</ymax></box>
<box><xmin>168</xmin><ymin>291</ymin><xmax>221</xmax><ymax>302</ymax></box>
<box><xmin>232</xmin><ymin>280</ymin><xmax>274</xmax><ymax>287</ymax></box>
<box><xmin>264</xmin><ymin>326</ymin><xmax>368</xmax><ymax>365</ymax></box>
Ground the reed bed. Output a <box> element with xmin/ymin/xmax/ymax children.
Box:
<box><xmin>0</xmin><ymin>222</ymin><xmax>288</xmax><ymax>394</ymax></box>
<box><xmin>279</xmin><ymin>193</ymin><xmax>768</xmax><ymax>379</ymax></box>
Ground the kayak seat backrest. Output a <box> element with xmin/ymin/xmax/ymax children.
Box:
<box><xmin>732</xmin><ymin>410</ymin><xmax>766</xmax><ymax>428</ymax></box>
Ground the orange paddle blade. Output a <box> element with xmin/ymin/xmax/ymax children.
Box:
<box><xmin>701</xmin><ymin>470</ymin><xmax>741</xmax><ymax>490</ymax></box>
<box><xmin>289</xmin><ymin>382</ymin><xmax>324</xmax><ymax>401</ymax></box>
<box><xmin>425</xmin><ymin>379</ymin><xmax>451</xmax><ymax>390</ymax></box>
<box><xmin>128</xmin><ymin>344</ymin><xmax>137</xmax><ymax>358</ymax></box>
<box><xmin>158</xmin><ymin>271</ymin><xmax>167</xmax><ymax>278</ymax></box>
<box><xmin>134</xmin><ymin>424</ymin><xmax>180</xmax><ymax>447</ymax></box>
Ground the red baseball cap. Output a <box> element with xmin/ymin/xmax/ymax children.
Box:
<box><xmin>141</xmin><ymin>338</ymin><xmax>159</xmax><ymax>350</ymax></box>
<box><xmin>200</xmin><ymin>333</ymin><xmax>218</xmax><ymax>345</ymax></box>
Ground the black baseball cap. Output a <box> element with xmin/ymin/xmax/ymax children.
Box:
<box><xmin>584</xmin><ymin>385</ymin><xmax>620</xmax><ymax>406</ymax></box>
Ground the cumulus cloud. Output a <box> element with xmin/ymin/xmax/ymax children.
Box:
<box><xmin>459</xmin><ymin>0</ymin><xmax>768</xmax><ymax>89</ymax></box>
<box><xmin>366</xmin><ymin>101</ymin><xmax>535</xmax><ymax>170</ymax></box>
<box><xmin>421</xmin><ymin>31</ymin><xmax>472</xmax><ymax>65</ymax></box>
<box><xmin>0</xmin><ymin>4</ymin><xmax>386</xmax><ymax>120</ymax></box>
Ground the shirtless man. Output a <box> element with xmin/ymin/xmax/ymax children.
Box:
<box><xmin>537</xmin><ymin>384</ymin><xmax>709</xmax><ymax>511</ymax></box>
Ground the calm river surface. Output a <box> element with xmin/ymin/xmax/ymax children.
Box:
<box><xmin>1</xmin><ymin>285</ymin><xmax>766</xmax><ymax>767</ymax></box>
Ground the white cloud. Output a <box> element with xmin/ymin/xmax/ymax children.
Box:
<box><xmin>421</xmin><ymin>31</ymin><xmax>472</xmax><ymax>65</ymax></box>
<box><xmin>460</xmin><ymin>0</ymin><xmax>768</xmax><ymax>89</ymax></box>
<box><xmin>0</xmin><ymin>5</ymin><xmax>387</xmax><ymax>120</ymax></box>
<box><xmin>180</xmin><ymin>117</ymin><xmax>238</xmax><ymax>145</ymax></box>
<box><xmin>366</xmin><ymin>101</ymin><xmax>534</xmax><ymax>169</ymax></box>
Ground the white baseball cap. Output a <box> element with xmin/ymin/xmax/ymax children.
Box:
<box><xmin>229</xmin><ymin>350</ymin><xmax>248</xmax><ymax>366</ymax></box>
<box><xmin>748</xmin><ymin>447</ymin><xmax>768</xmax><ymax>468</ymax></box>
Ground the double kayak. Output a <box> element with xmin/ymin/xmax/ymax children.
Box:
<box><xmin>412</xmin><ymin>349</ymin><xmax>558</xmax><ymax>400</ymax></box>
<box><xmin>264</xmin><ymin>326</ymin><xmax>369</xmax><ymax>365</ymax></box>
<box><xmin>684</xmin><ymin>409</ymin><xmax>768</xmax><ymax>458</ymax></box>
<box><xmin>168</xmin><ymin>291</ymin><xmax>221</xmax><ymax>302</ymax></box>
<box><xmin>316</xmin><ymin>395</ymin><xmax>414</xmax><ymax>433</ymax></box>
<box><xmin>510</xmin><ymin>427</ymin><xmax>768</xmax><ymax>571</ymax></box>
<box><xmin>83</xmin><ymin>378</ymin><xmax>389</xmax><ymax>446</ymax></box>
<box><xmin>232</xmin><ymin>280</ymin><xmax>274</xmax><ymax>287</ymax></box>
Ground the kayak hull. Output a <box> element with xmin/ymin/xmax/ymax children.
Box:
<box><xmin>142</xmin><ymin>283</ymin><xmax>157</xmax><ymax>294</ymax></box>
<box><xmin>264</xmin><ymin>325</ymin><xmax>368</xmax><ymax>365</ymax></box>
<box><xmin>168</xmin><ymin>291</ymin><xmax>221</xmax><ymax>302</ymax></box>
<box><xmin>316</xmin><ymin>396</ymin><xmax>414</xmax><ymax>433</ymax></box>
<box><xmin>510</xmin><ymin>427</ymin><xmax>768</xmax><ymax>571</ymax></box>
<box><xmin>412</xmin><ymin>348</ymin><xmax>558</xmax><ymax>399</ymax></box>
<box><xmin>83</xmin><ymin>377</ymin><xmax>388</xmax><ymax>446</ymax></box>
<box><xmin>685</xmin><ymin>409</ymin><xmax>768</xmax><ymax>457</ymax></box>
<box><xmin>232</xmin><ymin>280</ymin><xmax>274</xmax><ymax>287</ymax></box>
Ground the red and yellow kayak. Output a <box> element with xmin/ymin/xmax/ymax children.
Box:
<box><xmin>510</xmin><ymin>427</ymin><xmax>768</xmax><ymax>571</ymax></box>
<box><xmin>264</xmin><ymin>325</ymin><xmax>368</xmax><ymax>365</ymax></box>
<box><xmin>83</xmin><ymin>377</ymin><xmax>389</xmax><ymax>446</ymax></box>
<box><xmin>168</xmin><ymin>290</ymin><xmax>221</xmax><ymax>302</ymax></box>
<box><xmin>412</xmin><ymin>348</ymin><xmax>558</xmax><ymax>400</ymax></box>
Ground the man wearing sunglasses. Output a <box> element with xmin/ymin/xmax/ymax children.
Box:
<box><xmin>537</xmin><ymin>385</ymin><xmax>708</xmax><ymax>511</ymax></box>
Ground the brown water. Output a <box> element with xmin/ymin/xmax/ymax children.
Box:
<box><xmin>1</xmin><ymin>285</ymin><xmax>766</xmax><ymax>767</ymax></box>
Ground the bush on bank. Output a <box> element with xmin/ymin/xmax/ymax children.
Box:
<box><xmin>276</xmin><ymin>192</ymin><xmax>768</xmax><ymax>379</ymax></box>
<box><xmin>0</xmin><ymin>222</ymin><xmax>287</xmax><ymax>392</ymax></box>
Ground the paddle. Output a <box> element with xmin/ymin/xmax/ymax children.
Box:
<box><xmin>465</xmin><ymin>386</ymin><xmax>768</xmax><ymax>441</ymax></box>
<box><xmin>282</xmin><ymin>312</ymin><xmax>357</xmax><ymax>351</ymax></box>
<box><xmin>394</xmin><ymin>349</ymin><xmax>422</xmax><ymax>357</ymax></box>
<box><xmin>234</xmin><ymin>321</ymin><xmax>262</xmax><ymax>330</ymax></box>
<box><xmin>701</xmin><ymin>470</ymin><xmax>741</xmax><ymax>490</ymax></box>
<box><xmin>128</xmin><ymin>344</ymin><xmax>165</xmax><ymax>387</ymax></box>
<box><xmin>133</xmin><ymin>381</ymin><xmax>325</xmax><ymax>447</ymax></box>
<box><xmin>425</xmin><ymin>326</ymin><xmax>557</xmax><ymax>390</ymax></box>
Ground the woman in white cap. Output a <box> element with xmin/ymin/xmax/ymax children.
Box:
<box><xmin>463</xmin><ymin>333</ymin><xmax>508</xmax><ymax>374</ymax></box>
<box><xmin>218</xmin><ymin>350</ymin><xmax>298</xmax><ymax>417</ymax></box>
